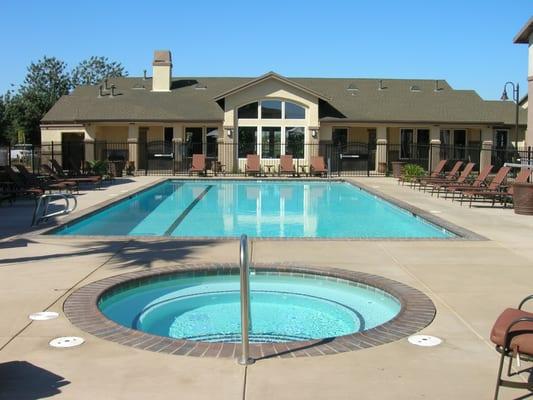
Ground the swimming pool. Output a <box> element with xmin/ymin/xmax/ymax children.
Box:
<box><xmin>99</xmin><ymin>272</ymin><xmax>401</xmax><ymax>343</ymax></box>
<box><xmin>53</xmin><ymin>180</ymin><xmax>453</xmax><ymax>238</ymax></box>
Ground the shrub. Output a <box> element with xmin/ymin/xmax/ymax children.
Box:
<box><xmin>403</xmin><ymin>164</ymin><xmax>426</xmax><ymax>181</ymax></box>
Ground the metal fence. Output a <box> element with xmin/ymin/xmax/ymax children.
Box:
<box><xmin>1</xmin><ymin>141</ymin><xmax>532</xmax><ymax>177</ymax></box>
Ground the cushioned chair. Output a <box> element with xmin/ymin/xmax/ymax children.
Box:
<box><xmin>245</xmin><ymin>154</ymin><xmax>261</xmax><ymax>176</ymax></box>
<box><xmin>490</xmin><ymin>295</ymin><xmax>533</xmax><ymax>399</ymax></box>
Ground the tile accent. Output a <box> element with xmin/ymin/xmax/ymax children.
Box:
<box><xmin>63</xmin><ymin>263</ymin><xmax>436</xmax><ymax>359</ymax></box>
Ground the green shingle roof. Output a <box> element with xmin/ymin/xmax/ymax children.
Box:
<box><xmin>41</xmin><ymin>75</ymin><xmax>526</xmax><ymax>126</ymax></box>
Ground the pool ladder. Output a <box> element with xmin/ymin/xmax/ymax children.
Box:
<box><xmin>238</xmin><ymin>234</ymin><xmax>254</xmax><ymax>365</ymax></box>
<box><xmin>31</xmin><ymin>193</ymin><xmax>77</xmax><ymax>226</ymax></box>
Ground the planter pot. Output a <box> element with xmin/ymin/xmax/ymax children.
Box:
<box><xmin>378</xmin><ymin>162</ymin><xmax>387</xmax><ymax>174</ymax></box>
<box><xmin>391</xmin><ymin>161</ymin><xmax>406</xmax><ymax>178</ymax></box>
<box><xmin>513</xmin><ymin>183</ymin><xmax>533</xmax><ymax>215</ymax></box>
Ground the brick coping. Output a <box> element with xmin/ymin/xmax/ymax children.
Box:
<box><xmin>63</xmin><ymin>263</ymin><xmax>436</xmax><ymax>359</ymax></box>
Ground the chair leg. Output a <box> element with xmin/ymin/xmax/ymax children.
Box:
<box><xmin>493</xmin><ymin>350</ymin><xmax>506</xmax><ymax>400</ymax></box>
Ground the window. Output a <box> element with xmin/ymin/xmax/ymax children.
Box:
<box><xmin>285</xmin><ymin>102</ymin><xmax>305</xmax><ymax>119</ymax></box>
<box><xmin>261</xmin><ymin>127</ymin><xmax>281</xmax><ymax>159</ymax></box>
<box><xmin>261</xmin><ymin>100</ymin><xmax>282</xmax><ymax>119</ymax></box>
<box><xmin>238</xmin><ymin>102</ymin><xmax>258</xmax><ymax>119</ymax></box>
<box><xmin>164</xmin><ymin>127</ymin><xmax>173</xmax><ymax>143</ymax></box>
<box><xmin>206</xmin><ymin>127</ymin><xmax>218</xmax><ymax>158</ymax></box>
<box><xmin>400</xmin><ymin>128</ymin><xmax>414</xmax><ymax>159</ymax></box>
<box><xmin>285</xmin><ymin>127</ymin><xmax>305</xmax><ymax>158</ymax></box>
<box><xmin>238</xmin><ymin>127</ymin><xmax>257</xmax><ymax>158</ymax></box>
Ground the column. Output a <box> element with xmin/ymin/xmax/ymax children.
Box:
<box><xmin>375</xmin><ymin>126</ymin><xmax>387</xmax><ymax>173</ymax></box>
<box><xmin>307</xmin><ymin>126</ymin><xmax>320</xmax><ymax>165</ymax></box>
<box><xmin>84</xmin><ymin>125</ymin><xmax>96</xmax><ymax>164</ymax></box>
<box><xmin>127</xmin><ymin>123</ymin><xmax>139</xmax><ymax>171</ymax></box>
<box><xmin>527</xmin><ymin>34</ymin><xmax>533</xmax><ymax>146</ymax></box>
<box><xmin>429</xmin><ymin>126</ymin><xmax>441</xmax><ymax>172</ymax></box>
<box><xmin>480</xmin><ymin>127</ymin><xmax>493</xmax><ymax>172</ymax></box>
<box><xmin>222</xmin><ymin>126</ymin><xmax>235</xmax><ymax>173</ymax></box>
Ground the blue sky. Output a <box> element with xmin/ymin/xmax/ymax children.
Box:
<box><xmin>0</xmin><ymin>0</ymin><xmax>531</xmax><ymax>100</ymax></box>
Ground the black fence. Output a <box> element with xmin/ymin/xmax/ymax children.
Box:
<box><xmin>1</xmin><ymin>141</ymin><xmax>532</xmax><ymax>177</ymax></box>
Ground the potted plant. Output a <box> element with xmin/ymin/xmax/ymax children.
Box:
<box><xmin>391</xmin><ymin>160</ymin><xmax>406</xmax><ymax>178</ymax></box>
<box><xmin>512</xmin><ymin>180</ymin><xmax>533</xmax><ymax>215</ymax></box>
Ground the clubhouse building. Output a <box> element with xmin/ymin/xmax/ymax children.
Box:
<box><xmin>40</xmin><ymin>50</ymin><xmax>527</xmax><ymax>174</ymax></box>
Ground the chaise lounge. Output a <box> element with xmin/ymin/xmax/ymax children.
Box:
<box><xmin>245</xmin><ymin>154</ymin><xmax>261</xmax><ymax>176</ymax></box>
<box><xmin>189</xmin><ymin>154</ymin><xmax>206</xmax><ymax>176</ymax></box>
<box><xmin>310</xmin><ymin>156</ymin><xmax>328</xmax><ymax>177</ymax></box>
<box><xmin>279</xmin><ymin>155</ymin><xmax>296</xmax><ymax>176</ymax></box>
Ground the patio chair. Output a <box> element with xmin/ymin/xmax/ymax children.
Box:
<box><xmin>42</xmin><ymin>164</ymin><xmax>102</xmax><ymax>188</ymax></box>
<box><xmin>5</xmin><ymin>167</ymin><xmax>47</xmax><ymax>198</ymax></box>
<box><xmin>429</xmin><ymin>162</ymin><xmax>475</xmax><ymax>197</ymax></box>
<box><xmin>442</xmin><ymin>164</ymin><xmax>493</xmax><ymax>200</ymax></box>
<box><xmin>490</xmin><ymin>294</ymin><xmax>533</xmax><ymax>399</ymax></box>
<box><xmin>400</xmin><ymin>159</ymin><xmax>447</xmax><ymax>186</ymax></box>
<box><xmin>459</xmin><ymin>166</ymin><xmax>511</xmax><ymax>207</ymax></box>
<box><xmin>245</xmin><ymin>154</ymin><xmax>261</xmax><ymax>176</ymax></box>
<box><xmin>310</xmin><ymin>156</ymin><xmax>328</xmax><ymax>177</ymax></box>
<box><xmin>50</xmin><ymin>159</ymin><xmax>68</xmax><ymax>176</ymax></box>
<box><xmin>279</xmin><ymin>155</ymin><xmax>296</xmax><ymax>176</ymax></box>
<box><xmin>418</xmin><ymin>161</ymin><xmax>463</xmax><ymax>191</ymax></box>
<box><xmin>189</xmin><ymin>154</ymin><xmax>206</xmax><ymax>176</ymax></box>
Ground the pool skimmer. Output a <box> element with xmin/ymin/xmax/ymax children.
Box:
<box><xmin>49</xmin><ymin>336</ymin><xmax>85</xmax><ymax>348</ymax></box>
<box><xmin>408</xmin><ymin>335</ymin><xmax>442</xmax><ymax>347</ymax></box>
<box><xmin>29</xmin><ymin>311</ymin><xmax>59</xmax><ymax>321</ymax></box>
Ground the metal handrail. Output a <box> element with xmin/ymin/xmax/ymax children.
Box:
<box><xmin>31</xmin><ymin>193</ymin><xmax>77</xmax><ymax>226</ymax></box>
<box><xmin>238</xmin><ymin>234</ymin><xmax>254</xmax><ymax>365</ymax></box>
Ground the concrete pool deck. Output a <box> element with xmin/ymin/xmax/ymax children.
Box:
<box><xmin>0</xmin><ymin>176</ymin><xmax>532</xmax><ymax>399</ymax></box>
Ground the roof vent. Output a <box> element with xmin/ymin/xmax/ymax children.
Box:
<box><xmin>410</xmin><ymin>85</ymin><xmax>421</xmax><ymax>92</ymax></box>
<box><xmin>98</xmin><ymin>85</ymin><xmax>104</xmax><ymax>98</ymax></box>
<box><xmin>434</xmin><ymin>80</ymin><xmax>443</xmax><ymax>92</ymax></box>
<box><xmin>195</xmin><ymin>83</ymin><xmax>207</xmax><ymax>90</ymax></box>
<box><xmin>104</xmin><ymin>79</ymin><xmax>109</xmax><ymax>90</ymax></box>
<box><xmin>346</xmin><ymin>83</ymin><xmax>359</xmax><ymax>95</ymax></box>
<box><xmin>110</xmin><ymin>84</ymin><xmax>116</xmax><ymax>97</ymax></box>
<box><xmin>378</xmin><ymin>80</ymin><xmax>388</xmax><ymax>91</ymax></box>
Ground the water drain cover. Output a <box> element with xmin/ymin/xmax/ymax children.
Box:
<box><xmin>49</xmin><ymin>336</ymin><xmax>84</xmax><ymax>348</ymax></box>
<box><xmin>408</xmin><ymin>335</ymin><xmax>442</xmax><ymax>347</ymax></box>
<box><xmin>29</xmin><ymin>311</ymin><xmax>59</xmax><ymax>321</ymax></box>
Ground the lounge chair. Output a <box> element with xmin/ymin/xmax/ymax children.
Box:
<box><xmin>189</xmin><ymin>154</ymin><xmax>206</xmax><ymax>176</ymax></box>
<box><xmin>50</xmin><ymin>159</ymin><xmax>101</xmax><ymax>180</ymax></box>
<box><xmin>429</xmin><ymin>162</ymin><xmax>475</xmax><ymax>197</ymax></box>
<box><xmin>310</xmin><ymin>156</ymin><xmax>328</xmax><ymax>177</ymax></box>
<box><xmin>5</xmin><ymin>167</ymin><xmax>47</xmax><ymax>198</ymax></box>
<box><xmin>245</xmin><ymin>154</ymin><xmax>261</xmax><ymax>176</ymax></box>
<box><xmin>279</xmin><ymin>155</ymin><xmax>295</xmax><ymax>176</ymax></box>
<box><xmin>490</xmin><ymin>294</ymin><xmax>533</xmax><ymax>399</ymax></box>
<box><xmin>401</xmin><ymin>159</ymin><xmax>447</xmax><ymax>186</ymax></box>
<box><xmin>459</xmin><ymin>166</ymin><xmax>511</xmax><ymax>207</ymax></box>
<box><xmin>418</xmin><ymin>161</ymin><xmax>463</xmax><ymax>191</ymax></box>
<box><xmin>441</xmin><ymin>164</ymin><xmax>493</xmax><ymax>200</ymax></box>
<box><xmin>50</xmin><ymin>159</ymin><xmax>68</xmax><ymax>176</ymax></box>
<box><xmin>41</xmin><ymin>164</ymin><xmax>102</xmax><ymax>188</ymax></box>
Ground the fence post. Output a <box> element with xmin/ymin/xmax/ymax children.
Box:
<box><xmin>145</xmin><ymin>140</ymin><xmax>148</xmax><ymax>176</ymax></box>
<box><xmin>51</xmin><ymin>141</ymin><xmax>54</xmax><ymax>164</ymax></box>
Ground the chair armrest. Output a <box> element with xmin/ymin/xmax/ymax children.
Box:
<box><xmin>504</xmin><ymin>316</ymin><xmax>533</xmax><ymax>350</ymax></box>
<box><xmin>518</xmin><ymin>295</ymin><xmax>533</xmax><ymax>310</ymax></box>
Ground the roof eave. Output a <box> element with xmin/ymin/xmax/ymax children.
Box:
<box><xmin>513</xmin><ymin>17</ymin><xmax>533</xmax><ymax>43</ymax></box>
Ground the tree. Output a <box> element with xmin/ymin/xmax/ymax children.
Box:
<box><xmin>71</xmin><ymin>56</ymin><xmax>128</xmax><ymax>87</ymax></box>
<box><xmin>17</xmin><ymin>56</ymin><xmax>71</xmax><ymax>143</ymax></box>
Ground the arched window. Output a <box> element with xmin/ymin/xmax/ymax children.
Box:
<box><xmin>238</xmin><ymin>102</ymin><xmax>258</xmax><ymax>119</ymax></box>
<box><xmin>285</xmin><ymin>102</ymin><xmax>305</xmax><ymax>119</ymax></box>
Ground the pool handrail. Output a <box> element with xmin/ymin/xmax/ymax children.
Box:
<box><xmin>238</xmin><ymin>234</ymin><xmax>254</xmax><ymax>365</ymax></box>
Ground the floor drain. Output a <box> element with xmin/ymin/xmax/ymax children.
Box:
<box><xmin>408</xmin><ymin>335</ymin><xmax>442</xmax><ymax>347</ymax></box>
<box><xmin>29</xmin><ymin>312</ymin><xmax>59</xmax><ymax>321</ymax></box>
<box><xmin>49</xmin><ymin>336</ymin><xmax>85</xmax><ymax>348</ymax></box>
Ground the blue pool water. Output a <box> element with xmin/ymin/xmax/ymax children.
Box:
<box><xmin>54</xmin><ymin>180</ymin><xmax>453</xmax><ymax>238</ymax></box>
<box><xmin>99</xmin><ymin>273</ymin><xmax>401</xmax><ymax>342</ymax></box>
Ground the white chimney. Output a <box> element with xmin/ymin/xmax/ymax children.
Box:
<box><xmin>152</xmin><ymin>50</ymin><xmax>172</xmax><ymax>92</ymax></box>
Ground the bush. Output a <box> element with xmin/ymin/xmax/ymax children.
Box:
<box><xmin>403</xmin><ymin>164</ymin><xmax>426</xmax><ymax>181</ymax></box>
<box><xmin>87</xmin><ymin>159</ymin><xmax>108</xmax><ymax>176</ymax></box>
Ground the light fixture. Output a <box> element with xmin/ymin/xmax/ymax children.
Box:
<box><xmin>226</xmin><ymin>127</ymin><xmax>234</xmax><ymax>138</ymax></box>
<box><xmin>500</xmin><ymin>89</ymin><xmax>509</xmax><ymax>101</ymax></box>
<box><xmin>311</xmin><ymin>129</ymin><xmax>318</xmax><ymax>139</ymax></box>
